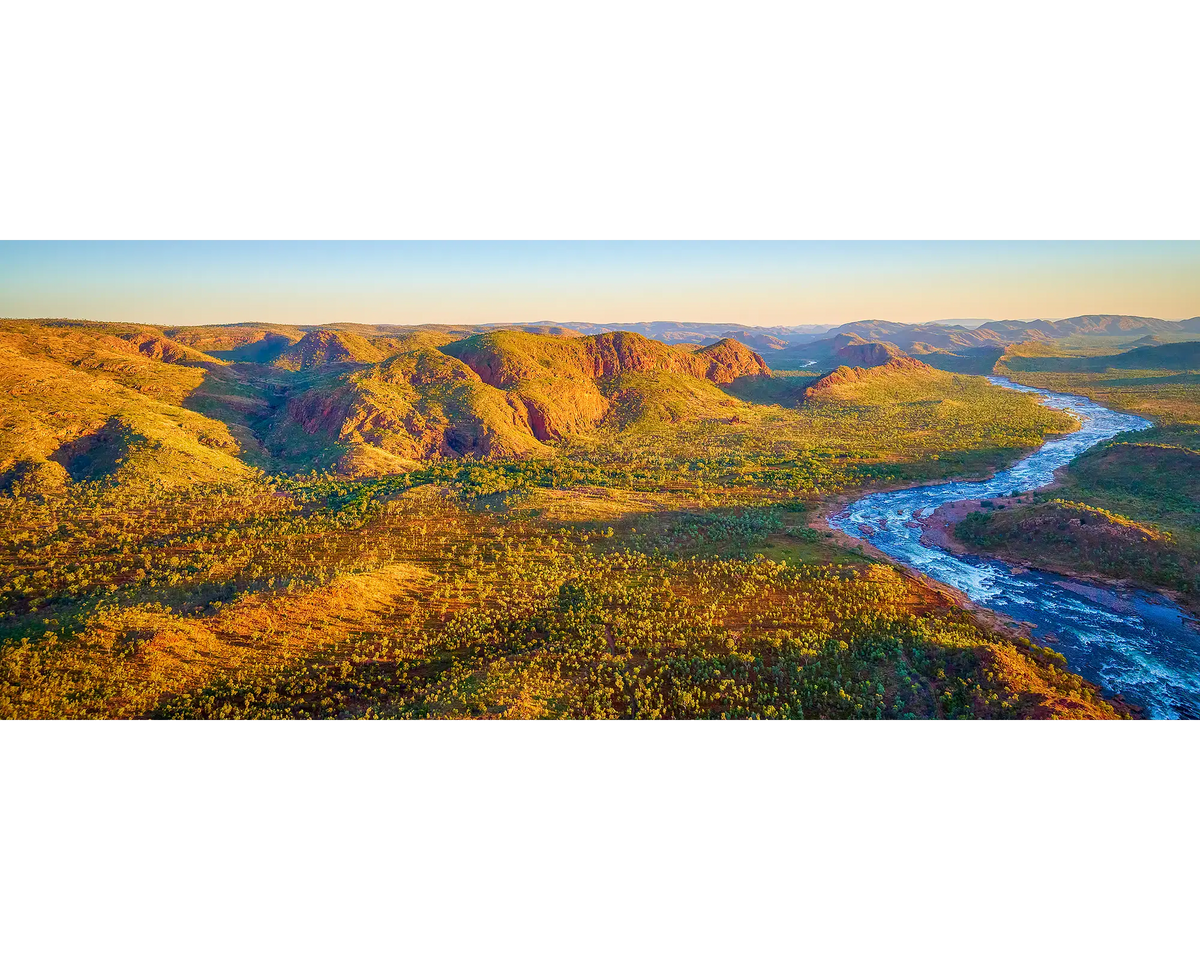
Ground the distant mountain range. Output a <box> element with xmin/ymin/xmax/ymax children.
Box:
<box><xmin>492</xmin><ymin>321</ymin><xmax>835</xmax><ymax>350</ymax></box>
<box><xmin>535</xmin><ymin>315</ymin><xmax>1200</xmax><ymax>370</ymax></box>
<box><xmin>1001</xmin><ymin>338</ymin><xmax>1200</xmax><ymax>374</ymax></box>
<box><xmin>468</xmin><ymin>315</ymin><xmax>1200</xmax><ymax>367</ymax></box>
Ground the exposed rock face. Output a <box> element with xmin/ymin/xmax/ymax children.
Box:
<box><xmin>281</xmin><ymin>349</ymin><xmax>547</xmax><ymax>461</ymax></box>
<box><xmin>507</xmin><ymin>382</ymin><xmax>611</xmax><ymax>442</ymax></box>
<box><xmin>443</xmin><ymin>330</ymin><xmax>769</xmax><ymax>388</ymax></box>
<box><xmin>277</xmin><ymin>331</ymin><xmax>772</xmax><ymax>469</ymax></box>
<box><xmin>689</xmin><ymin>338</ymin><xmax>772</xmax><ymax>382</ymax></box>
<box><xmin>285</xmin><ymin>382</ymin><xmax>410</xmax><ymax>449</ymax></box>
<box><xmin>432</xmin><ymin>331</ymin><xmax>769</xmax><ymax>444</ymax></box>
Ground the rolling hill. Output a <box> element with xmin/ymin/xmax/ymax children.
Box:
<box><xmin>442</xmin><ymin>330</ymin><xmax>768</xmax><ymax>386</ymax></box>
<box><xmin>273</xmin><ymin>329</ymin><xmax>386</xmax><ymax>370</ymax></box>
<box><xmin>0</xmin><ymin>317</ymin><xmax>1089</xmax><ymax>491</ymax></box>
<box><xmin>0</xmin><ymin>320</ymin><xmax>784</xmax><ymax>482</ymax></box>
<box><xmin>803</xmin><ymin>356</ymin><xmax>935</xmax><ymax>397</ymax></box>
<box><xmin>0</xmin><ymin>328</ymin><xmax>253</xmax><ymax>496</ymax></box>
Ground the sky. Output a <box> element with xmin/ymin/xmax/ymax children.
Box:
<box><xmin>1</xmin><ymin>241</ymin><xmax>1198</xmax><ymax>328</ymax></box>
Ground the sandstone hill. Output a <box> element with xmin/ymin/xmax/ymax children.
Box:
<box><xmin>803</xmin><ymin>357</ymin><xmax>937</xmax><ymax>400</ymax></box>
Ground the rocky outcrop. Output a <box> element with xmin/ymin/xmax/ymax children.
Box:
<box><xmin>274</xmin><ymin>330</ymin><xmax>384</xmax><ymax>370</ymax></box>
<box><xmin>690</xmin><ymin>338</ymin><xmax>772</xmax><ymax>382</ymax></box>
<box><xmin>277</xmin><ymin>331</ymin><xmax>772</xmax><ymax>470</ymax></box>
<box><xmin>834</xmin><ymin>339</ymin><xmax>903</xmax><ymax>367</ymax></box>
<box><xmin>509</xmin><ymin>383</ymin><xmax>611</xmax><ymax>442</ymax></box>
<box><xmin>443</xmin><ymin>330</ymin><xmax>769</xmax><ymax>389</ymax></box>
<box><xmin>280</xmin><ymin>349</ymin><xmax>548</xmax><ymax>463</ymax></box>
<box><xmin>804</xmin><ymin>356</ymin><xmax>933</xmax><ymax>398</ymax></box>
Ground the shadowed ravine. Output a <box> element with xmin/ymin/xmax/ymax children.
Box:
<box><xmin>833</xmin><ymin>377</ymin><xmax>1200</xmax><ymax>719</ymax></box>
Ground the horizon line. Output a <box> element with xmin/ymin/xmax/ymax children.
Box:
<box><xmin>5</xmin><ymin>312</ymin><xmax>1199</xmax><ymax>330</ymax></box>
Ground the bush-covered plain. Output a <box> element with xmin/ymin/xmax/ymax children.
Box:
<box><xmin>0</xmin><ymin>319</ymin><xmax>1117</xmax><ymax>719</ymax></box>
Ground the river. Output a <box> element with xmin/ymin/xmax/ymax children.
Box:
<box><xmin>831</xmin><ymin>376</ymin><xmax>1200</xmax><ymax>719</ymax></box>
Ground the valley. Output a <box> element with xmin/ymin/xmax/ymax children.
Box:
<box><xmin>2</xmin><ymin>313</ymin><xmax>1198</xmax><ymax>719</ymax></box>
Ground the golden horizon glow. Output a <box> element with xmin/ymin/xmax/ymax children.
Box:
<box><xmin>2</xmin><ymin>241</ymin><xmax>1198</xmax><ymax>328</ymax></box>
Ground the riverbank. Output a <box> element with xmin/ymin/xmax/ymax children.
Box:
<box><xmin>806</xmin><ymin>484</ymin><xmax>1132</xmax><ymax>715</ymax></box>
<box><xmin>823</xmin><ymin>380</ymin><xmax>1200</xmax><ymax>718</ymax></box>
<box><xmin>808</xmin><ymin>453</ymin><xmax>1074</xmax><ymax>646</ymax></box>
<box><xmin>920</xmin><ymin>496</ymin><xmax>1200</xmax><ymax>620</ymax></box>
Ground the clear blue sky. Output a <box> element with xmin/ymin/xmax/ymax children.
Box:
<box><xmin>2</xmin><ymin>241</ymin><xmax>1198</xmax><ymax>327</ymax></box>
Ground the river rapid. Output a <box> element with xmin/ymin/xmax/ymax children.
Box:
<box><xmin>831</xmin><ymin>377</ymin><xmax>1200</xmax><ymax>719</ymax></box>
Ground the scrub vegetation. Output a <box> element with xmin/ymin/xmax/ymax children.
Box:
<box><xmin>954</xmin><ymin>431</ymin><xmax>1200</xmax><ymax>610</ymax></box>
<box><xmin>0</xmin><ymin>318</ymin><xmax>1127</xmax><ymax>719</ymax></box>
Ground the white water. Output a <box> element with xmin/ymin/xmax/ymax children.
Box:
<box><xmin>832</xmin><ymin>377</ymin><xmax>1200</xmax><ymax>718</ymax></box>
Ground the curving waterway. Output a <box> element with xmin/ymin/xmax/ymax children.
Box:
<box><xmin>831</xmin><ymin>377</ymin><xmax>1200</xmax><ymax>718</ymax></box>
